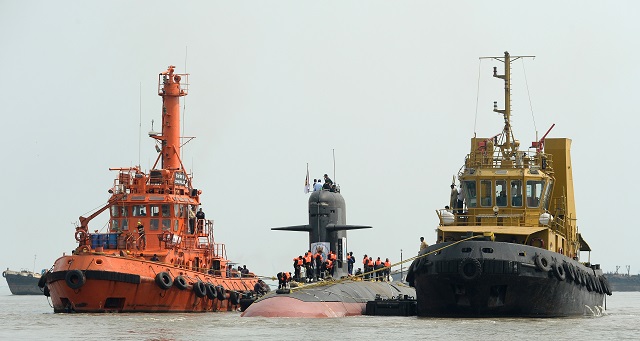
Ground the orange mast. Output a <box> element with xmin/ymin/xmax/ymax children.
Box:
<box><xmin>157</xmin><ymin>65</ymin><xmax>187</xmax><ymax>170</ymax></box>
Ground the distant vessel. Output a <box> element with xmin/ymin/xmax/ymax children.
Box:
<box><xmin>42</xmin><ymin>66</ymin><xmax>258</xmax><ymax>312</ymax></box>
<box><xmin>605</xmin><ymin>267</ymin><xmax>640</xmax><ymax>291</ymax></box>
<box><xmin>3</xmin><ymin>269</ymin><xmax>43</xmax><ymax>295</ymax></box>
<box><xmin>242</xmin><ymin>187</ymin><xmax>415</xmax><ymax>317</ymax></box>
<box><xmin>406</xmin><ymin>51</ymin><xmax>612</xmax><ymax>317</ymax></box>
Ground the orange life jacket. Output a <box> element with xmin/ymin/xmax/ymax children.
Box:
<box><xmin>296</xmin><ymin>258</ymin><xmax>303</xmax><ymax>266</ymax></box>
<box><xmin>329</xmin><ymin>252</ymin><xmax>337</xmax><ymax>261</ymax></box>
<box><xmin>326</xmin><ymin>259</ymin><xmax>333</xmax><ymax>269</ymax></box>
<box><xmin>368</xmin><ymin>259</ymin><xmax>374</xmax><ymax>266</ymax></box>
<box><xmin>375</xmin><ymin>259</ymin><xmax>382</xmax><ymax>266</ymax></box>
<box><xmin>384</xmin><ymin>261</ymin><xmax>391</xmax><ymax>267</ymax></box>
<box><xmin>363</xmin><ymin>257</ymin><xmax>368</xmax><ymax>265</ymax></box>
<box><xmin>305</xmin><ymin>254</ymin><xmax>312</xmax><ymax>264</ymax></box>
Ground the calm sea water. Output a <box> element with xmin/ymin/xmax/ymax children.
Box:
<box><xmin>0</xmin><ymin>285</ymin><xmax>636</xmax><ymax>341</ymax></box>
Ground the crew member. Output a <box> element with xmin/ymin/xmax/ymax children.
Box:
<box><xmin>347</xmin><ymin>252</ymin><xmax>355</xmax><ymax>275</ymax></box>
<box><xmin>195</xmin><ymin>208</ymin><xmax>205</xmax><ymax>232</ymax></box>
<box><xmin>304</xmin><ymin>251</ymin><xmax>313</xmax><ymax>282</ymax></box>
<box><xmin>384</xmin><ymin>258</ymin><xmax>391</xmax><ymax>281</ymax></box>
<box><xmin>374</xmin><ymin>257</ymin><xmax>382</xmax><ymax>281</ymax></box>
<box><xmin>328</xmin><ymin>251</ymin><xmax>337</xmax><ymax>277</ymax></box>
<box><xmin>314</xmin><ymin>249</ymin><xmax>324</xmax><ymax>280</ymax></box>
<box><xmin>136</xmin><ymin>221</ymin><xmax>146</xmax><ymax>250</ymax></box>
<box><xmin>293</xmin><ymin>256</ymin><xmax>303</xmax><ymax>281</ymax></box>
<box><xmin>363</xmin><ymin>254</ymin><xmax>370</xmax><ymax>279</ymax></box>
<box><xmin>367</xmin><ymin>257</ymin><xmax>375</xmax><ymax>280</ymax></box>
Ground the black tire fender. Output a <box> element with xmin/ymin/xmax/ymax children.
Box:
<box><xmin>205</xmin><ymin>283</ymin><xmax>217</xmax><ymax>300</ymax></box>
<box><xmin>534</xmin><ymin>254</ymin><xmax>552</xmax><ymax>272</ymax></box>
<box><xmin>155</xmin><ymin>272</ymin><xmax>173</xmax><ymax>290</ymax></box>
<box><xmin>193</xmin><ymin>281</ymin><xmax>206</xmax><ymax>298</ymax></box>
<box><xmin>174</xmin><ymin>275</ymin><xmax>188</xmax><ymax>290</ymax></box>
<box><xmin>216</xmin><ymin>285</ymin><xmax>226</xmax><ymax>300</ymax></box>
<box><xmin>65</xmin><ymin>270</ymin><xmax>86</xmax><ymax>289</ymax></box>
<box><xmin>459</xmin><ymin>258</ymin><xmax>482</xmax><ymax>281</ymax></box>
<box><xmin>552</xmin><ymin>262</ymin><xmax>566</xmax><ymax>281</ymax></box>
<box><xmin>229</xmin><ymin>291</ymin><xmax>241</xmax><ymax>305</ymax></box>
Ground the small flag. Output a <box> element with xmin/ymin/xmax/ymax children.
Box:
<box><xmin>304</xmin><ymin>164</ymin><xmax>310</xmax><ymax>194</ymax></box>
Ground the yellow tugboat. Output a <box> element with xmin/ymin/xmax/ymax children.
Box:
<box><xmin>406</xmin><ymin>51</ymin><xmax>612</xmax><ymax>317</ymax></box>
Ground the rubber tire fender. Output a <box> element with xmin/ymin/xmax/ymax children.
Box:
<box><xmin>562</xmin><ymin>262</ymin><xmax>574</xmax><ymax>281</ymax></box>
<box><xmin>193</xmin><ymin>281</ymin><xmax>206</xmax><ymax>298</ymax></box>
<box><xmin>229</xmin><ymin>291</ymin><xmax>241</xmax><ymax>305</ymax></box>
<box><xmin>205</xmin><ymin>283</ymin><xmax>217</xmax><ymax>300</ymax></box>
<box><xmin>65</xmin><ymin>270</ymin><xmax>86</xmax><ymax>289</ymax></box>
<box><xmin>155</xmin><ymin>272</ymin><xmax>173</xmax><ymax>290</ymax></box>
<box><xmin>459</xmin><ymin>258</ymin><xmax>482</xmax><ymax>281</ymax></box>
<box><xmin>38</xmin><ymin>272</ymin><xmax>48</xmax><ymax>288</ymax></box>
<box><xmin>216</xmin><ymin>285</ymin><xmax>226</xmax><ymax>301</ymax></box>
<box><xmin>534</xmin><ymin>254</ymin><xmax>552</xmax><ymax>272</ymax></box>
<box><xmin>552</xmin><ymin>262</ymin><xmax>566</xmax><ymax>281</ymax></box>
<box><xmin>174</xmin><ymin>275</ymin><xmax>188</xmax><ymax>290</ymax></box>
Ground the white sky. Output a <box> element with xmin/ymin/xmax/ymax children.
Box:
<box><xmin>1</xmin><ymin>1</ymin><xmax>638</xmax><ymax>278</ymax></box>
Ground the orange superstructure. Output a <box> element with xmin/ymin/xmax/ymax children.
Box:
<box><xmin>42</xmin><ymin>66</ymin><xmax>258</xmax><ymax>313</ymax></box>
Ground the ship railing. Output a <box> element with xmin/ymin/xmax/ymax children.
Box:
<box><xmin>465</xmin><ymin>150</ymin><xmax>553</xmax><ymax>171</ymax></box>
<box><xmin>436</xmin><ymin>208</ymin><xmax>526</xmax><ymax>227</ymax></box>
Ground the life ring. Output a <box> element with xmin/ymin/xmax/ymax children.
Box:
<box><xmin>229</xmin><ymin>291</ymin><xmax>241</xmax><ymax>305</ymax></box>
<box><xmin>75</xmin><ymin>230</ymin><xmax>87</xmax><ymax>242</ymax></box>
<box><xmin>65</xmin><ymin>270</ymin><xmax>86</xmax><ymax>289</ymax></box>
<box><xmin>174</xmin><ymin>276</ymin><xmax>188</xmax><ymax>290</ymax></box>
<box><xmin>551</xmin><ymin>262</ymin><xmax>566</xmax><ymax>281</ymax></box>
<box><xmin>216</xmin><ymin>285</ymin><xmax>226</xmax><ymax>300</ymax></box>
<box><xmin>458</xmin><ymin>258</ymin><xmax>482</xmax><ymax>281</ymax></box>
<box><xmin>193</xmin><ymin>281</ymin><xmax>206</xmax><ymax>298</ymax></box>
<box><xmin>529</xmin><ymin>238</ymin><xmax>544</xmax><ymax>248</ymax></box>
<box><xmin>205</xmin><ymin>283</ymin><xmax>217</xmax><ymax>300</ymax></box>
<box><xmin>534</xmin><ymin>254</ymin><xmax>552</xmax><ymax>272</ymax></box>
<box><xmin>155</xmin><ymin>272</ymin><xmax>173</xmax><ymax>290</ymax></box>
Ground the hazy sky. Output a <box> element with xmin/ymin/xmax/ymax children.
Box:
<box><xmin>1</xmin><ymin>1</ymin><xmax>638</xmax><ymax>280</ymax></box>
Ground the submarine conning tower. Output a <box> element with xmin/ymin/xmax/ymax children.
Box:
<box><xmin>272</xmin><ymin>188</ymin><xmax>371</xmax><ymax>278</ymax></box>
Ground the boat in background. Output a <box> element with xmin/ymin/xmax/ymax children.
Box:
<box><xmin>406</xmin><ymin>51</ymin><xmax>612</xmax><ymax>317</ymax></box>
<box><xmin>3</xmin><ymin>268</ymin><xmax>44</xmax><ymax>295</ymax></box>
<box><xmin>605</xmin><ymin>266</ymin><xmax>640</xmax><ymax>291</ymax></box>
<box><xmin>242</xmin><ymin>186</ymin><xmax>416</xmax><ymax>318</ymax></box>
<box><xmin>42</xmin><ymin>65</ymin><xmax>258</xmax><ymax>312</ymax></box>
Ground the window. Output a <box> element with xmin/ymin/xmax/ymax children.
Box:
<box><xmin>162</xmin><ymin>219</ymin><xmax>171</xmax><ymax>231</ymax></box>
<box><xmin>133</xmin><ymin>205</ymin><xmax>147</xmax><ymax>216</ymax></box>
<box><xmin>110</xmin><ymin>206</ymin><xmax>119</xmax><ymax>217</ymax></box>
<box><xmin>150</xmin><ymin>219</ymin><xmax>159</xmax><ymax>231</ymax></box>
<box><xmin>496</xmin><ymin>180</ymin><xmax>507</xmax><ymax>207</ymax></box>
<box><xmin>122</xmin><ymin>218</ymin><xmax>129</xmax><ymax>231</ymax></box>
<box><xmin>526</xmin><ymin>180</ymin><xmax>545</xmax><ymax>208</ymax></box>
<box><xmin>174</xmin><ymin>219</ymin><xmax>179</xmax><ymax>232</ymax></box>
<box><xmin>463</xmin><ymin>180</ymin><xmax>477</xmax><ymax>208</ymax></box>
<box><xmin>542</xmin><ymin>180</ymin><xmax>553</xmax><ymax>210</ymax></box>
<box><xmin>150</xmin><ymin>205</ymin><xmax>160</xmax><ymax>217</ymax></box>
<box><xmin>111</xmin><ymin>219</ymin><xmax>119</xmax><ymax>231</ymax></box>
<box><xmin>480</xmin><ymin>180</ymin><xmax>492</xmax><ymax>207</ymax></box>
<box><xmin>511</xmin><ymin>180</ymin><xmax>523</xmax><ymax>207</ymax></box>
<box><xmin>162</xmin><ymin>204</ymin><xmax>170</xmax><ymax>217</ymax></box>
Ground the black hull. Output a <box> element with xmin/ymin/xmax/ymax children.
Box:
<box><xmin>407</xmin><ymin>241</ymin><xmax>611</xmax><ymax>317</ymax></box>
<box><xmin>3</xmin><ymin>273</ymin><xmax>42</xmax><ymax>295</ymax></box>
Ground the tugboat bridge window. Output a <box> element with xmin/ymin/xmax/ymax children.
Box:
<box><xmin>511</xmin><ymin>180</ymin><xmax>523</xmax><ymax>207</ymax></box>
<box><xmin>495</xmin><ymin>180</ymin><xmax>507</xmax><ymax>207</ymax></box>
<box><xmin>162</xmin><ymin>204</ymin><xmax>170</xmax><ymax>217</ymax></box>
<box><xmin>526</xmin><ymin>180</ymin><xmax>545</xmax><ymax>208</ymax></box>
<box><xmin>480</xmin><ymin>180</ymin><xmax>492</xmax><ymax>207</ymax></box>
<box><xmin>162</xmin><ymin>219</ymin><xmax>171</xmax><ymax>231</ymax></box>
<box><xmin>133</xmin><ymin>205</ymin><xmax>147</xmax><ymax>216</ymax></box>
<box><xmin>463</xmin><ymin>180</ymin><xmax>477</xmax><ymax>208</ymax></box>
<box><xmin>150</xmin><ymin>219</ymin><xmax>159</xmax><ymax>231</ymax></box>
<box><xmin>150</xmin><ymin>205</ymin><xmax>160</xmax><ymax>217</ymax></box>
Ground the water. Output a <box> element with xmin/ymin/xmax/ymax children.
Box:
<box><xmin>0</xmin><ymin>286</ymin><xmax>637</xmax><ymax>341</ymax></box>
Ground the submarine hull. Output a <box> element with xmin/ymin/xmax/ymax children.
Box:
<box><xmin>242</xmin><ymin>280</ymin><xmax>416</xmax><ymax>318</ymax></box>
<box><xmin>408</xmin><ymin>242</ymin><xmax>610</xmax><ymax>317</ymax></box>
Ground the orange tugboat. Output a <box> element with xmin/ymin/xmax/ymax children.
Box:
<box><xmin>42</xmin><ymin>66</ymin><xmax>258</xmax><ymax>312</ymax></box>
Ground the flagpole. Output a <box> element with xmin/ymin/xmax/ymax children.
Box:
<box><xmin>332</xmin><ymin>149</ymin><xmax>336</xmax><ymax>183</ymax></box>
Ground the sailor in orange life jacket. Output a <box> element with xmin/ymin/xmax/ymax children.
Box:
<box><xmin>293</xmin><ymin>256</ymin><xmax>303</xmax><ymax>281</ymax></box>
<box><xmin>314</xmin><ymin>250</ymin><xmax>323</xmax><ymax>281</ymax></box>
<box><xmin>328</xmin><ymin>251</ymin><xmax>337</xmax><ymax>277</ymax></box>
<box><xmin>304</xmin><ymin>251</ymin><xmax>313</xmax><ymax>283</ymax></box>
<box><xmin>323</xmin><ymin>258</ymin><xmax>333</xmax><ymax>278</ymax></box>
<box><xmin>363</xmin><ymin>254</ymin><xmax>370</xmax><ymax>279</ymax></box>
<box><xmin>384</xmin><ymin>258</ymin><xmax>391</xmax><ymax>281</ymax></box>
<box><xmin>367</xmin><ymin>257</ymin><xmax>375</xmax><ymax>280</ymax></box>
<box><xmin>374</xmin><ymin>257</ymin><xmax>382</xmax><ymax>281</ymax></box>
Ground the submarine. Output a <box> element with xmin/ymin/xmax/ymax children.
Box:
<box><xmin>241</xmin><ymin>185</ymin><xmax>416</xmax><ymax>317</ymax></box>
